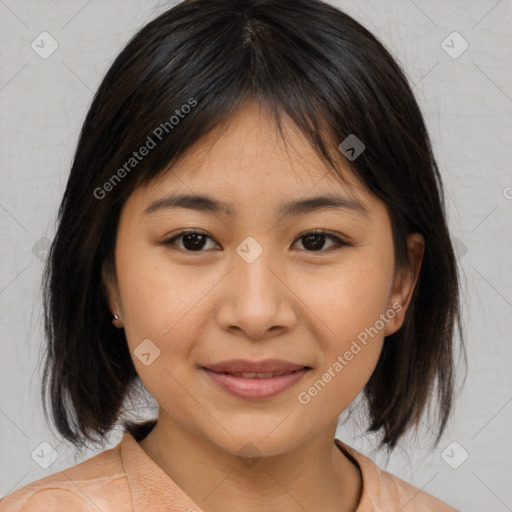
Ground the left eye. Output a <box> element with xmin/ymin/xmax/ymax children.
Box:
<box><xmin>162</xmin><ymin>229</ymin><xmax>348</xmax><ymax>252</ymax></box>
<box><xmin>293</xmin><ymin>230</ymin><xmax>347</xmax><ymax>252</ymax></box>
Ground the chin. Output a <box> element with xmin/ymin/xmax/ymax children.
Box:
<box><xmin>204</xmin><ymin>422</ymin><xmax>309</xmax><ymax>460</ymax></box>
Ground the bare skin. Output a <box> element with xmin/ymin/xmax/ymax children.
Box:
<box><xmin>106</xmin><ymin>98</ymin><xmax>424</xmax><ymax>512</ymax></box>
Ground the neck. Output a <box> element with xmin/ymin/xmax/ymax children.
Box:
<box><xmin>138</xmin><ymin>411</ymin><xmax>362</xmax><ymax>512</ymax></box>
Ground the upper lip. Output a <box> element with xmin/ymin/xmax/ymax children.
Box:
<box><xmin>202</xmin><ymin>359</ymin><xmax>309</xmax><ymax>373</ymax></box>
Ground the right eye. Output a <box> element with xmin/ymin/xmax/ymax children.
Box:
<box><xmin>161</xmin><ymin>229</ymin><xmax>221</xmax><ymax>252</ymax></box>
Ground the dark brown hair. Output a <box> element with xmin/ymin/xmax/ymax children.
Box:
<box><xmin>41</xmin><ymin>0</ymin><xmax>465</xmax><ymax>454</ymax></box>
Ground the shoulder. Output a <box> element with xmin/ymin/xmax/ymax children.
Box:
<box><xmin>335</xmin><ymin>440</ymin><xmax>459</xmax><ymax>512</ymax></box>
<box><xmin>0</xmin><ymin>440</ymin><xmax>131</xmax><ymax>512</ymax></box>
<box><xmin>0</xmin><ymin>488</ymin><xmax>99</xmax><ymax>512</ymax></box>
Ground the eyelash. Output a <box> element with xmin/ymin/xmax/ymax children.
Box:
<box><xmin>161</xmin><ymin>229</ymin><xmax>351</xmax><ymax>253</ymax></box>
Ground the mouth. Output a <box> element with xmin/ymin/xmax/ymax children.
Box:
<box><xmin>210</xmin><ymin>370</ymin><xmax>301</xmax><ymax>378</ymax></box>
<box><xmin>201</xmin><ymin>359</ymin><xmax>312</xmax><ymax>400</ymax></box>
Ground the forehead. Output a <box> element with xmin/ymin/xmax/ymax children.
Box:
<box><xmin>145</xmin><ymin>99</ymin><xmax>367</xmax><ymax>201</ymax></box>
<box><xmin>129</xmin><ymin>100</ymin><xmax>388</xmax><ymax>222</ymax></box>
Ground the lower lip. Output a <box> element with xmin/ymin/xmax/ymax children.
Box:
<box><xmin>202</xmin><ymin>368</ymin><xmax>309</xmax><ymax>400</ymax></box>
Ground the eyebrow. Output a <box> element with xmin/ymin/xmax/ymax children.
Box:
<box><xmin>143</xmin><ymin>193</ymin><xmax>368</xmax><ymax>218</ymax></box>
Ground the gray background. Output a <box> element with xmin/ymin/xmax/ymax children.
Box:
<box><xmin>1</xmin><ymin>1</ymin><xmax>511</xmax><ymax>511</ymax></box>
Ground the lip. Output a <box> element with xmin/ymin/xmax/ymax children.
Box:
<box><xmin>203</xmin><ymin>358</ymin><xmax>308</xmax><ymax>373</ymax></box>
<box><xmin>201</xmin><ymin>359</ymin><xmax>311</xmax><ymax>400</ymax></box>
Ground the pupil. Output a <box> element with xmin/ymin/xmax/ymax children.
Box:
<box><xmin>304</xmin><ymin>234</ymin><xmax>324</xmax><ymax>251</ymax></box>
<box><xmin>183</xmin><ymin>233</ymin><xmax>206</xmax><ymax>250</ymax></box>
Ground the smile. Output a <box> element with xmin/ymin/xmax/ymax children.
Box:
<box><xmin>201</xmin><ymin>367</ymin><xmax>310</xmax><ymax>400</ymax></box>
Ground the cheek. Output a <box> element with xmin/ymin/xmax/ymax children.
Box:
<box><xmin>294</xmin><ymin>248</ymin><xmax>394</xmax><ymax>413</ymax></box>
<box><xmin>303</xmin><ymin>246</ymin><xmax>395</xmax><ymax>347</ymax></box>
<box><xmin>116</xmin><ymin>242</ymin><xmax>198</xmax><ymax>334</ymax></box>
<box><xmin>114</xmin><ymin>250</ymin><xmax>206</xmax><ymax>409</ymax></box>
<box><xmin>115</xmin><ymin>245</ymin><xmax>220</xmax><ymax>381</ymax></box>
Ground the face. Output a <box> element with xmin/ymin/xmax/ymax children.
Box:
<box><xmin>107</xmin><ymin>99</ymin><xmax>423</xmax><ymax>457</ymax></box>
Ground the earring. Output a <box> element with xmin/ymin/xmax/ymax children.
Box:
<box><xmin>112</xmin><ymin>313</ymin><xmax>122</xmax><ymax>328</ymax></box>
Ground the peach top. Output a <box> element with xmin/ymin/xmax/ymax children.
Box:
<box><xmin>0</xmin><ymin>433</ymin><xmax>458</xmax><ymax>511</ymax></box>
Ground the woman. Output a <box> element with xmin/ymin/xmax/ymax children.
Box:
<box><xmin>0</xmin><ymin>0</ymin><xmax>463</xmax><ymax>510</ymax></box>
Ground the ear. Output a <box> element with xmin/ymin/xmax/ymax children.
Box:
<box><xmin>101</xmin><ymin>260</ymin><xmax>123</xmax><ymax>326</ymax></box>
<box><xmin>384</xmin><ymin>233</ymin><xmax>425</xmax><ymax>336</ymax></box>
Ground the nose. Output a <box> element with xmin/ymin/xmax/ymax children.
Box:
<box><xmin>215</xmin><ymin>245</ymin><xmax>298</xmax><ymax>340</ymax></box>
